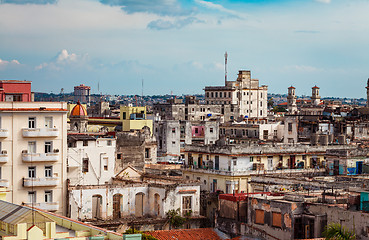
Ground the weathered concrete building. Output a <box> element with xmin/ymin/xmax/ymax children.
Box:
<box><xmin>205</xmin><ymin>70</ymin><xmax>268</xmax><ymax>119</ymax></box>
<box><xmin>68</xmin><ymin>166</ymin><xmax>202</xmax><ymax>231</ymax></box>
<box><xmin>67</xmin><ymin>134</ymin><xmax>116</xmax><ymax>186</ymax></box>
<box><xmin>115</xmin><ymin>129</ymin><xmax>157</xmax><ymax>172</ymax></box>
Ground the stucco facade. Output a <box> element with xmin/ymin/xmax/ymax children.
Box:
<box><xmin>0</xmin><ymin>101</ymin><xmax>68</xmax><ymax>215</ymax></box>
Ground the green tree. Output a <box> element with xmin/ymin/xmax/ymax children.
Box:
<box><xmin>272</xmin><ymin>105</ymin><xmax>287</xmax><ymax>113</ymax></box>
<box><xmin>166</xmin><ymin>208</ymin><xmax>186</xmax><ymax>229</ymax></box>
<box><xmin>268</xmin><ymin>98</ymin><xmax>274</xmax><ymax>108</ymax></box>
<box><xmin>323</xmin><ymin>223</ymin><xmax>356</xmax><ymax>240</ymax></box>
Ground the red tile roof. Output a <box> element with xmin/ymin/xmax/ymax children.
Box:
<box><xmin>146</xmin><ymin>228</ymin><xmax>224</xmax><ymax>240</ymax></box>
<box><xmin>0</xmin><ymin>108</ymin><xmax>66</xmax><ymax>111</ymax></box>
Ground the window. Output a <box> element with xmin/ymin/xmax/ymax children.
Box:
<box><xmin>195</xmin><ymin>128</ymin><xmax>198</xmax><ymax>134</ymax></box>
<box><xmin>288</xmin><ymin>123</ymin><xmax>293</xmax><ymax>132</ymax></box>
<box><xmin>45</xmin><ymin>190</ymin><xmax>53</xmax><ymax>203</ymax></box>
<box><xmin>0</xmin><ymin>166</ymin><xmax>2</xmax><ymax>179</ymax></box>
<box><xmin>45</xmin><ymin>141</ymin><xmax>52</xmax><ymax>153</ymax></box>
<box><xmin>107</xmin><ymin>140</ymin><xmax>112</xmax><ymax>146</ymax></box>
<box><xmin>215</xmin><ymin>92</ymin><xmax>218</xmax><ymax>98</ymax></box>
<box><xmin>103</xmin><ymin>157</ymin><xmax>108</xmax><ymax>171</ymax></box>
<box><xmin>250</xmin><ymin>157</ymin><xmax>253</xmax><ymax>162</ymax></box>
<box><xmin>210</xmin><ymin>128</ymin><xmax>213</xmax><ymax>133</ymax></box>
<box><xmin>83</xmin><ymin>140</ymin><xmax>88</xmax><ymax>146</ymax></box>
<box><xmin>28</xmin><ymin>117</ymin><xmax>36</xmax><ymax>129</ymax></box>
<box><xmin>28</xmin><ymin>141</ymin><xmax>36</xmax><ymax>153</ymax></box>
<box><xmin>145</xmin><ymin>148</ymin><xmax>150</xmax><ymax>159</ymax></box>
<box><xmin>45</xmin><ymin>166</ymin><xmax>52</xmax><ymax>177</ymax></box>
<box><xmin>45</xmin><ymin>117</ymin><xmax>53</xmax><ymax>128</ymax></box>
<box><xmin>255</xmin><ymin>209</ymin><xmax>265</xmax><ymax>224</ymax></box>
<box><xmin>220</xmin><ymin>92</ymin><xmax>222</xmax><ymax>98</ymax></box>
<box><xmin>172</xmin><ymin>141</ymin><xmax>176</xmax><ymax>145</ymax></box>
<box><xmin>28</xmin><ymin>167</ymin><xmax>36</xmax><ymax>178</ymax></box>
<box><xmin>117</xmin><ymin>153</ymin><xmax>122</xmax><ymax>159</ymax></box>
<box><xmin>82</xmin><ymin>158</ymin><xmax>89</xmax><ymax>173</ymax></box>
<box><xmin>272</xmin><ymin>212</ymin><xmax>282</xmax><ymax>228</ymax></box>
<box><xmin>28</xmin><ymin>191</ymin><xmax>36</xmax><ymax>203</ymax></box>
<box><xmin>122</xmin><ymin>112</ymin><xmax>126</xmax><ymax>120</ymax></box>
<box><xmin>182</xmin><ymin>196</ymin><xmax>192</xmax><ymax>216</ymax></box>
<box><xmin>211</xmin><ymin>92</ymin><xmax>214</xmax><ymax>98</ymax></box>
<box><xmin>260</xmin><ymin>110</ymin><xmax>263</xmax><ymax>115</ymax></box>
<box><xmin>172</xmin><ymin>128</ymin><xmax>176</xmax><ymax>133</ymax></box>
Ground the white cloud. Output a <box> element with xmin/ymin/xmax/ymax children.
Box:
<box><xmin>315</xmin><ymin>0</ymin><xmax>331</xmax><ymax>4</ymax></box>
<box><xmin>35</xmin><ymin>49</ymin><xmax>88</xmax><ymax>70</ymax></box>
<box><xmin>195</xmin><ymin>0</ymin><xmax>240</xmax><ymax>17</ymax></box>
<box><xmin>0</xmin><ymin>58</ymin><xmax>20</xmax><ymax>65</ymax></box>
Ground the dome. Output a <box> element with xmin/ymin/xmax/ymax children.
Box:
<box><xmin>70</xmin><ymin>101</ymin><xmax>88</xmax><ymax>118</ymax></box>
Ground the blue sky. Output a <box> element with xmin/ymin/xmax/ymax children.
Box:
<box><xmin>0</xmin><ymin>0</ymin><xmax>368</xmax><ymax>97</ymax></box>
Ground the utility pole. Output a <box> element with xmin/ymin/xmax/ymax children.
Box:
<box><xmin>224</xmin><ymin>51</ymin><xmax>228</xmax><ymax>85</ymax></box>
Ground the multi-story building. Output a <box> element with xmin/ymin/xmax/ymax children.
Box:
<box><xmin>205</xmin><ymin>70</ymin><xmax>268</xmax><ymax>119</ymax></box>
<box><xmin>0</xmin><ymin>101</ymin><xmax>68</xmax><ymax>215</ymax></box>
<box><xmin>74</xmin><ymin>84</ymin><xmax>91</xmax><ymax>104</ymax></box>
<box><xmin>0</xmin><ymin>80</ymin><xmax>33</xmax><ymax>102</ymax></box>
<box><xmin>183</xmin><ymin>144</ymin><xmax>330</xmax><ymax>194</ymax></box>
<box><xmin>67</xmin><ymin>134</ymin><xmax>116</xmax><ymax>186</ymax></box>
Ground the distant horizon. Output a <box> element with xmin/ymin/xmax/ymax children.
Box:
<box><xmin>34</xmin><ymin>90</ymin><xmax>368</xmax><ymax>101</ymax></box>
<box><xmin>1</xmin><ymin>0</ymin><xmax>369</xmax><ymax>98</ymax></box>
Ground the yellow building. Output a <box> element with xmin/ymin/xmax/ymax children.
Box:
<box><xmin>120</xmin><ymin>106</ymin><xmax>153</xmax><ymax>133</ymax></box>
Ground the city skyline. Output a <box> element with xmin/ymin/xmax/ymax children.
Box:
<box><xmin>0</xmin><ymin>0</ymin><xmax>368</xmax><ymax>97</ymax></box>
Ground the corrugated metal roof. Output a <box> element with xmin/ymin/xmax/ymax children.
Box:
<box><xmin>0</xmin><ymin>200</ymin><xmax>52</xmax><ymax>225</ymax></box>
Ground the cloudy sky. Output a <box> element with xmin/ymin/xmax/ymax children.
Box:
<box><xmin>0</xmin><ymin>0</ymin><xmax>368</xmax><ymax>97</ymax></box>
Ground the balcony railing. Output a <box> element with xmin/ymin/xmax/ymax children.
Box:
<box><xmin>22</xmin><ymin>152</ymin><xmax>59</xmax><ymax>162</ymax></box>
<box><xmin>0</xmin><ymin>179</ymin><xmax>9</xmax><ymax>188</ymax></box>
<box><xmin>24</xmin><ymin>202</ymin><xmax>59</xmax><ymax>212</ymax></box>
<box><xmin>22</xmin><ymin>128</ymin><xmax>59</xmax><ymax>137</ymax></box>
<box><xmin>23</xmin><ymin>177</ymin><xmax>59</xmax><ymax>187</ymax></box>
<box><xmin>182</xmin><ymin>166</ymin><xmax>326</xmax><ymax>176</ymax></box>
<box><xmin>0</xmin><ymin>152</ymin><xmax>8</xmax><ymax>163</ymax></box>
<box><xmin>0</xmin><ymin>129</ymin><xmax>8</xmax><ymax>138</ymax></box>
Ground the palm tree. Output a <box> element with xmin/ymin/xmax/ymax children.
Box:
<box><xmin>323</xmin><ymin>223</ymin><xmax>356</xmax><ymax>240</ymax></box>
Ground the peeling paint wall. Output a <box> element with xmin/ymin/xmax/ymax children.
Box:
<box><xmin>68</xmin><ymin>184</ymin><xmax>200</xmax><ymax>221</ymax></box>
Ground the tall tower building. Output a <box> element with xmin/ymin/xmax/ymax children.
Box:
<box><xmin>74</xmin><ymin>84</ymin><xmax>91</xmax><ymax>104</ymax></box>
<box><xmin>311</xmin><ymin>86</ymin><xmax>321</xmax><ymax>106</ymax></box>
<box><xmin>287</xmin><ymin>86</ymin><xmax>297</xmax><ymax>114</ymax></box>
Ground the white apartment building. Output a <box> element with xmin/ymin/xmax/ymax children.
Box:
<box><xmin>67</xmin><ymin>134</ymin><xmax>116</xmax><ymax>186</ymax></box>
<box><xmin>205</xmin><ymin>70</ymin><xmax>268</xmax><ymax>119</ymax></box>
<box><xmin>0</xmin><ymin>102</ymin><xmax>67</xmax><ymax>215</ymax></box>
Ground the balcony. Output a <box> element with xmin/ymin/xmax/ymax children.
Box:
<box><xmin>0</xmin><ymin>151</ymin><xmax>8</xmax><ymax>163</ymax></box>
<box><xmin>22</xmin><ymin>128</ymin><xmax>59</xmax><ymax>137</ymax></box>
<box><xmin>23</xmin><ymin>177</ymin><xmax>59</xmax><ymax>187</ymax></box>
<box><xmin>0</xmin><ymin>179</ymin><xmax>9</xmax><ymax>188</ymax></box>
<box><xmin>0</xmin><ymin>129</ymin><xmax>8</xmax><ymax>138</ymax></box>
<box><xmin>22</xmin><ymin>152</ymin><xmax>59</xmax><ymax>162</ymax></box>
<box><xmin>24</xmin><ymin>202</ymin><xmax>59</xmax><ymax>212</ymax></box>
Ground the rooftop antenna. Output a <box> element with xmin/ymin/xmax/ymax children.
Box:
<box><xmin>141</xmin><ymin>78</ymin><xmax>144</xmax><ymax>106</ymax></box>
<box><xmin>224</xmin><ymin>51</ymin><xmax>228</xmax><ymax>85</ymax></box>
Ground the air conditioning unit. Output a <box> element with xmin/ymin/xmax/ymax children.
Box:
<box><xmin>1</xmin><ymin>150</ymin><xmax>7</xmax><ymax>154</ymax></box>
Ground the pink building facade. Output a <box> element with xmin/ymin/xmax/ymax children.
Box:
<box><xmin>0</xmin><ymin>80</ymin><xmax>32</xmax><ymax>102</ymax></box>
